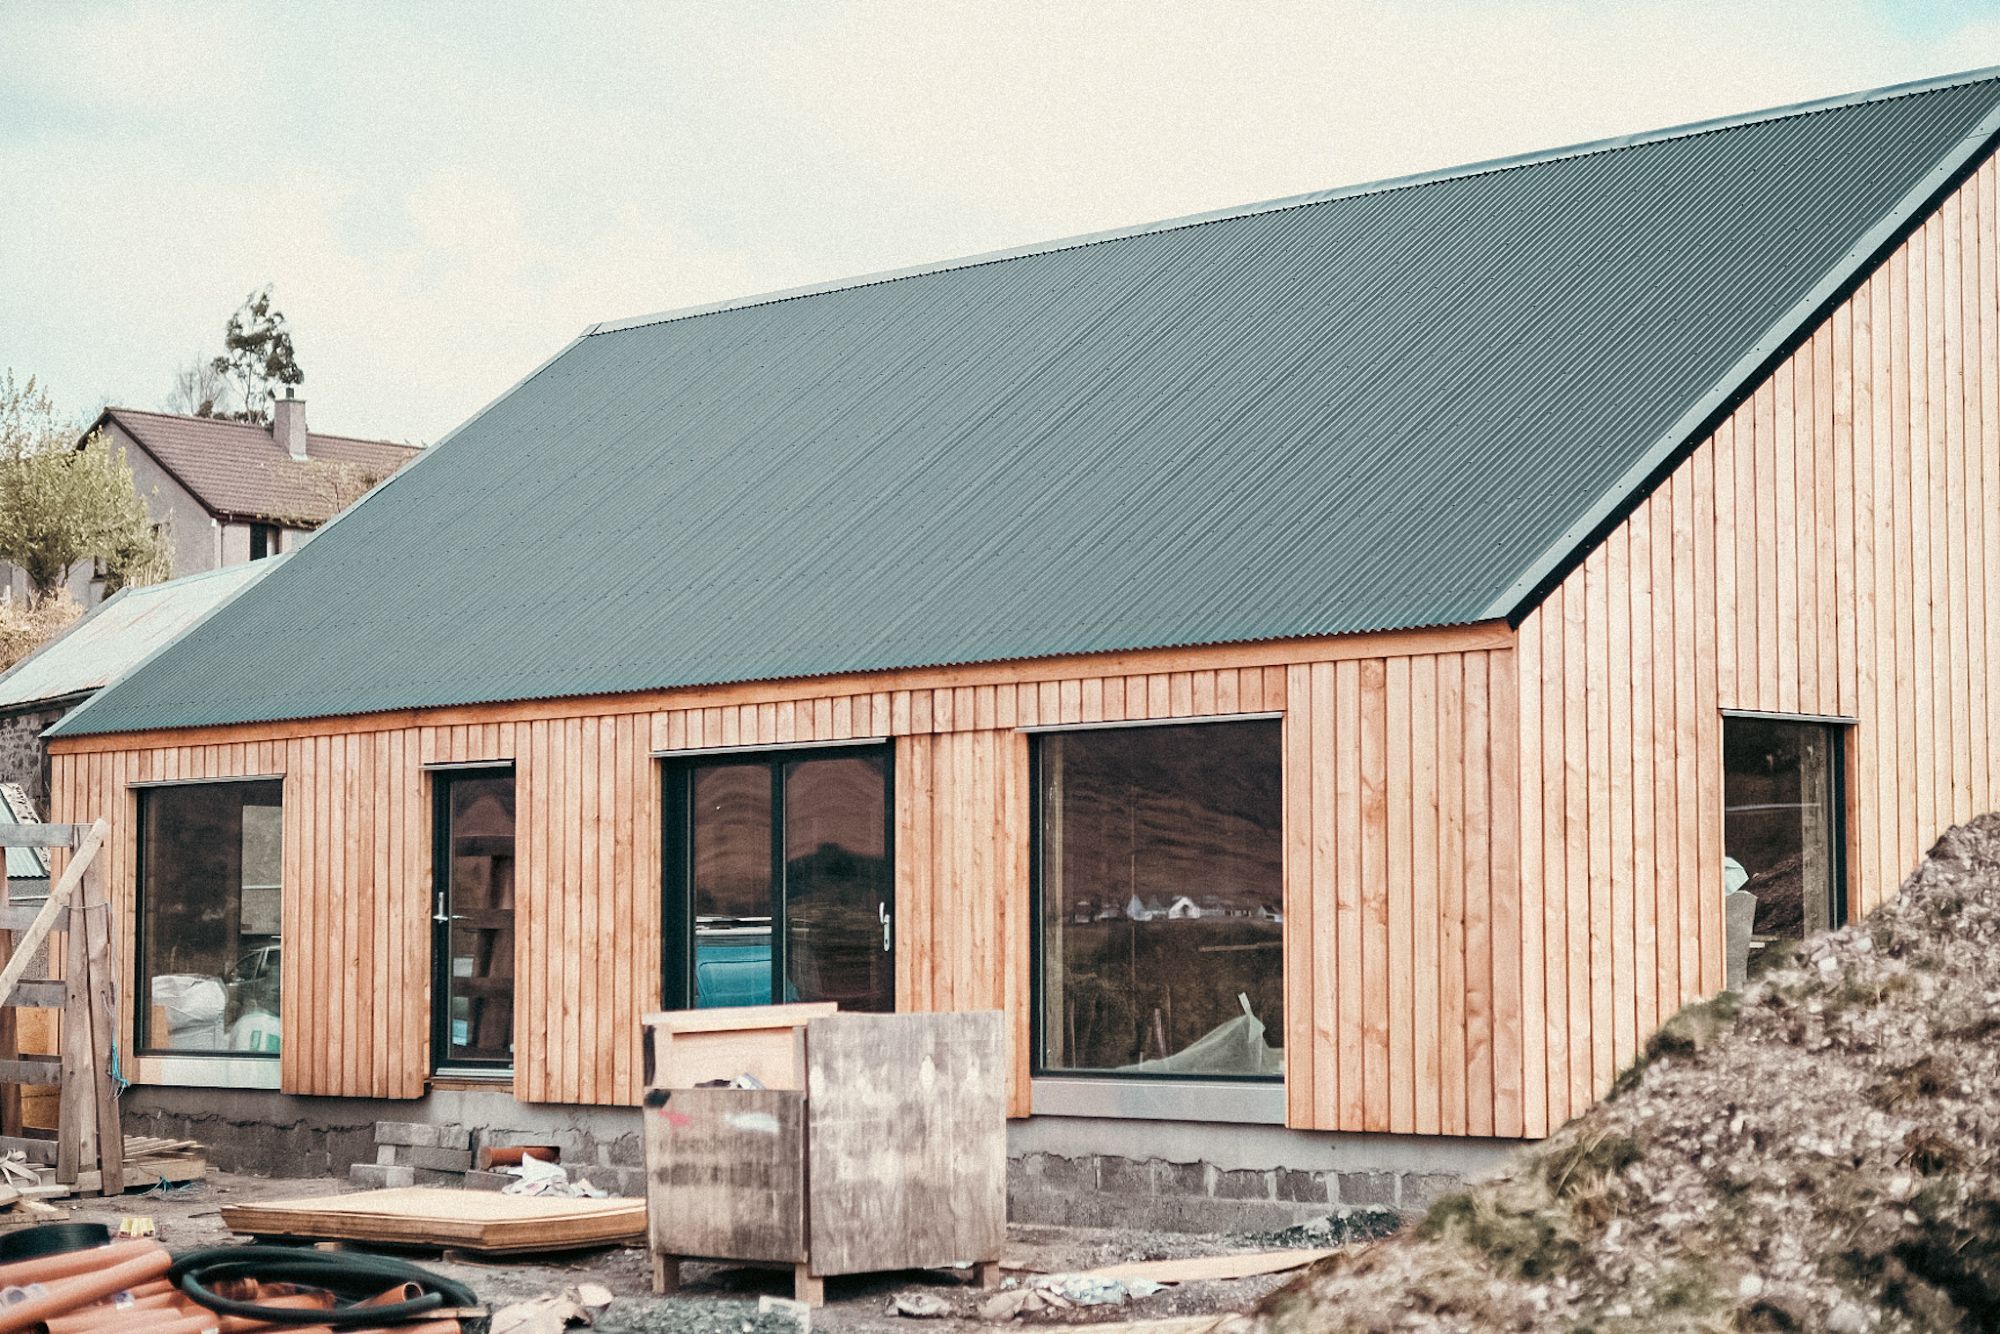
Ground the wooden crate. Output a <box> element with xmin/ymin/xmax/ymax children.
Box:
<box><xmin>641</xmin><ymin>1007</ymin><xmax>1006</xmax><ymax>1305</ymax></box>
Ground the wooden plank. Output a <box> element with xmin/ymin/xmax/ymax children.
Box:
<box><xmin>1333</xmin><ymin>660</ymin><xmax>1364</xmax><ymax>1130</ymax></box>
<box><xmin>1627</xmin><ymin>506</ymin><xmax>1657</xmax><ymax>1043</ymax></box>
<box><xmin>0</xmin><ymin>827</ymin><xmax>84</xmax><ymax>849</ymax></box>
<box><xmin>226</xmin><ymin>1186</ymin><xmax>645</xmax><ymax>1254</ymax></box>
<box><xmin>1357</xmin><ymin>658</ymin><xmax>1389</xmax><ymax>1133</ymax></box>
<box><xmin>1289</xmin><ymin>667</ymin><xmax>1322</xmax><ymax>1128</ymax></box>
<box><xmin>1434</xmin><ymin>654</ymin><xmax>1465</xmax><ymax>1136</ymax></box>
<box><xmin>80</xmin><ymin>851</ymin><xmax>122</xmax><ymax>1195</ymax></box>
<box><xmin>645</xmin><ymin>1087</ymin><xmax>806</xmax><ymax>1264</ymax></box>
<box><xmin>804</xmin><ymin>1011</ymin><xmax>1005</xmax><ymax>1277</ymax></box>
<box><xmin>1653</xmin><ymin>482</ymin><xmax>1682</xmax><ymax>1019</ymax></box>
<box><xmin>0</xmin><ymin>822</ymin><xmax>104</xmax><ymax>1010</ymax></box>
<box><xmin>1384</xmin><ymin>657</ymin><xmax>1413</xmax><ymax>1135</ymax></box>
<box><xmin>0</xmin><ymin>908</ymin><xmax>67</xmax><ymax>935</ymax></box>
<box><xmin>1688</xmin><ymin>449</ymin><xmax>1717</xmax><ymax>999</ymax></box>
<box><xmin>1583</xmin><ymin>545</ymin><xmax>1612</xmax><ymax>1099</ymax></box>
<box><xmin>1461</xmin><ymin>652</ymin><xmax>1493</xmax><ymax>1138</ymax></box>
<box><xmin>1537</xmin><ymin>600</ymin><xmax>1570</xmax><ymax>1127</ymax></box>
<box><xmin>1512</xmin><ymin>628</ymin><xmax>1544</xmax><ymax>1136</ymax></box>
<box><xmin>1409</xmin><ymin>655</ymin><xmax>1442</xmax><ymax>1138</ymax></box>
<box><xmin>0</xmin><ymin>1059</ymin><xmax>59</xmax><ymax>1086</ymax></box>
<box><xmin>1487</xmin><ymin>648</ymin><xmax>1521</xmax><ymax>1140</ymax></box>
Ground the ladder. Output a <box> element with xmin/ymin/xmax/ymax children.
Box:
<box><xmin>0</xmin><ymin>820</ymin><xmax>122</xmax><ymax>1194</ymax></box>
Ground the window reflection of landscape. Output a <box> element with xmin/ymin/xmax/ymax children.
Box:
<box><xmin>1038</xmin><ymin>722</ymin><xmax>1284</xmax><ymax>1078</ymax></box>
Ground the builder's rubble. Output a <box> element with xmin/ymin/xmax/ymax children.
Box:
<box><xmin>492</xmin><ymin>1281</ymin><xmax>616</xmax><ymax>1333</ymax></box>
<box><xmin>1251</xmin><ymin>812</ymin><xmax>2000</xmax><ymax>1332</ymax></box>
<box><xmin>502</xmin><ymin>1151</ymin><xmax>609</xmax><ymax>1199</ymax></box>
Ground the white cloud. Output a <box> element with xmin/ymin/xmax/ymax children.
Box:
<box><xmin>1</xmin><ymin>0</ymin><xmax>1996</xmax><ymax>442</ymax></box>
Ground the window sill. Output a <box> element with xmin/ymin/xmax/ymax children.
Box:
<box><xmin>429</xmin><ymin>1070</ymin><xmax>515</xmax><ymax>1091</ymax></box>
<box><xmin>1030</xmin><ymin>1076</ymin><xmax>1285</xmax><ymax>1124</ymax></box>
<box><xmin>130</xmin><ymin>1054</ymin><xmax>281</xmax><ymax>1091</ymax></box>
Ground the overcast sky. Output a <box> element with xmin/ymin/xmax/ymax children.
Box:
<box><xmin>3</xmin><ymin>1</ymin><xmax>1998</xmax><ymax>444</ymax></box>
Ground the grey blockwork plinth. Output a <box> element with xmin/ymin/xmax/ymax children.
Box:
<box><xmin>1006</xmin><ymin>1151</ymin><xmax>1463</xmax><ymax>1233</ymax></box>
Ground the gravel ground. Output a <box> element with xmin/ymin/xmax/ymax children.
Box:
<box><xmin>55</xmin><ymin>1172</ymin><xmax>1390</xmax><ymax>1332</ymax></box>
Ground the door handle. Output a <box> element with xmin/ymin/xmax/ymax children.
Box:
<box><xmin>879</xmin><ymin>902</ymin><xmax>892</xmax><ymax>952</ymax></box>
<box><xmin>433</xmin><ymin>891</ymin><xmax>450</xmax><ymax>925</ymax></box>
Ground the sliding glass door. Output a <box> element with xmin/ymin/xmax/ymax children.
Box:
<box><xmin>663</xmin><ymin>746</ymin><xmax>893</xmax><ymax>1012</ymax></box>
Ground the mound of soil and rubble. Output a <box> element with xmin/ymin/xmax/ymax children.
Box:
<box><xmin>1254</xmin><ymin>814</ymin><xmax>2000</xmax><ymax>1332</ymax></box>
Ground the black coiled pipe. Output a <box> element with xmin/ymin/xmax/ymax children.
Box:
<box><xmin>168</xmin><ymin>1245</ymin><xmax>478</xmax><ymax>1327</ymax></box>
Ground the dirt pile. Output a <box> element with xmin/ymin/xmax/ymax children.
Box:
<box><xmin>1254</xmin><ymin>814</ymin><xmax>2000</xmax><ymax>1332</ymax></box>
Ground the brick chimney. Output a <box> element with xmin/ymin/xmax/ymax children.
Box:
<box><xmin>272</xmin><ymin>388</ymin><xmax>308</xmax><ymax>460</ymax></box>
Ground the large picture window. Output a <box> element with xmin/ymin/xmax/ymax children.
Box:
<box><xmin>1035</xmin><ymin>721</ymin><xmax>1283</xmax><ymax>1079</ymax></box>
<box><xmin>663</xmin><ymin>747</ymin><xmax>894</xmax><ymax>1013</ymax></box>
<box><xmin>1722</xmin><ymin>716</ymin><xmax>1845</xmax><ymax>981</ymax></box>
<box><xmin>432</xmin><ymin>769</ymin><xmax>516</xmax><ymax>1070</ymax></box>
<box><xmin>137</xmin><ymin>780</ymin><xmax>284</xmax><ymax>1056</ymax></box>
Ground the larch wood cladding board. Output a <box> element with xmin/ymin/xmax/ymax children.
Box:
<box><xmin>1516</xmin><ymin>154</ymin><xmax>2000</xmax><ymax>1135</ymax></box>
<box><xmin>46</xmin><ymin>625</ymin><xmax>1503</xmax><ymax>1114</ymax></box>
<box><xmin>1280</xmin><ymin>650</ymin><xmax>1522</xmax><ymax>1139</ymax></box>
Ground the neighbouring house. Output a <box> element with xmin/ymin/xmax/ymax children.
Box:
<box><xmin>0</xmin><ymin>396</ymin><xmax>419</xmax><ymax>608</ymax></box>
<box><xmin>0</xmin><ymin>563</ymin><xmax>275</xmax><ymax>812</ymax></box>
<box><xmin>41</xmin><ymin>69</ymin><xmax>2000</xmax><ymax>1226</ymax></box>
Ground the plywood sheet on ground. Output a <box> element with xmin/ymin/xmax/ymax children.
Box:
<box><xmin>220</xmin><ymin>1186</ymin><xmax>644</xmax><ymax>1254</ymax></box>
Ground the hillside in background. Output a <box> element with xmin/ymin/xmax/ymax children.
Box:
<box><xmin>1255</xmin><ymin>815</ymin><xmax>2000</xmax><ymax>1332</ymax></box>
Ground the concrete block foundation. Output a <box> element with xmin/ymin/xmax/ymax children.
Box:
<box><xmin>124</xmin><ymin>1087</ymin><xmax>1516</xmax><ymax>1234</ymax></box>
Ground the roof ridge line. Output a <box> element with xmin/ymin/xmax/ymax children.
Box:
<box><xmin>586</xmin><ymin>63</ymin><xmax>2000</xmax><ymax>339</ymax></box>
<box><xmin>102</xmin><ymin>405</ymin><xmax>417</xmax><ymax>451</ymax></box>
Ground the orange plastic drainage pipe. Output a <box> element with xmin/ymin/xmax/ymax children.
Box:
<box><xmin>0</xmin><ymin>1243</ymin><xmax>173</xmax><ymax>1333</ymax></box>
<box><xmin>45</xmin><ymin>1289</ymin><xmax>197</xmax><ymax>1332</ymax></box>
<box><xmin>0</xmin><ymin>1238</ymin><xmax>152</xmax><ymax>1291</ymax></box>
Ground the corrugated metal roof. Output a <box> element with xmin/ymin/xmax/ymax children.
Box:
<box><xmin>0</xmin><ymin>561</ymin><xmax>276</xmax><ymax>712</ymax></box>
<box><xmin>54</xmin><ymin>68</ymin><xmax>2000</xmax><ymax>737</ymax></box>
<box><xmin>0</xmin><ymin>786</ymin><xmax>48</xmax><ymax>888</ymax></box>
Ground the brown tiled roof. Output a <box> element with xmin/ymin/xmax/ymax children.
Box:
<box><xmin>94</xmin><ymin>408</ymin><xmax>422</xmax><ymax>526</ymax></box>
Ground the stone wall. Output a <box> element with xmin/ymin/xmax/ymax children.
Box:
<box><xmin>0</xmin><ymin>701</ymin><xmax>70</xmax><ymax>813</ymax></box>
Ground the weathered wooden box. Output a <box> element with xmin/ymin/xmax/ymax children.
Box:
<box><xmin>640</xmin><ymin>1005</ymin><xmax>1006</xmax><ymax>1305</ymax></box>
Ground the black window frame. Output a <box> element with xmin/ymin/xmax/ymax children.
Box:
<box><xmin>1028</xmin><ymin>718</ymin><xmax>1286</xmax><ymax>1085</ymax></box>
<box><xmin>132</xmin><ymin>775</ymin><xmax>286</xmax><ymax>1060</ymax></box>
<box><xmin>429</xmin><ymin>765</ymin><xmax>518</xmax><ymax>1074</ymax></box>
<box><xmin>1720</xmin><ymin>711</ymin><xmax>1851</xmax><ymax>934</ymax></box>
<box><xmin>660</xmin><ymin>743</ymin><xmax>895</xmax><ymax>1011</ymax></box>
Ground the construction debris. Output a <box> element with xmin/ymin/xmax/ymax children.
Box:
<box><xmin>489</xmin><ymin>1281</ymin><xmax>614</xmax><ymax>1333</ymax></box>
<box><xmin>221</xmin><ymin>1184</ymin><xmax>645</xmax><ymax>1254</ymax></box>
<box><xmin>889</xmin><ymin>1290</ymin><xmax>950</xmax><ymax>1318</ymax></box>
<box><xmin>499</xmin><ymin>1151</ymin><xmax>607</xmax><ymax>1199</ymax></box>
<box><xmin>1085</xmin><ymin>1248</ymin><xmax>1338</xmax><ymax>1285</ymax></box>
<box><xmin>0</xmin><ymin>1134</ymin><xmax>207</xmax><ymax>1197</ymax></box>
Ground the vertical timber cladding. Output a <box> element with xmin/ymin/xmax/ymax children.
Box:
<box><xmin>1279</xmin><ymin>650</ymin><xmax>1524</xmax><ymax>1140</ymax></box>
<box><xmin>48</xmin><ymin>627</ymin><xmax>1518</xmax><ymax>1120</ymax></box>
<box><xmin>1518</xmin><ymin>154</ymin><xmax>2000</xmax><ymax>1133</ymax></box>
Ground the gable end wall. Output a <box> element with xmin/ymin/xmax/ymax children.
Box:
<box><xmin>1512</xmin><ymin>150</ymin><xmax>2000</xmax><ymax>1131</ymax></box>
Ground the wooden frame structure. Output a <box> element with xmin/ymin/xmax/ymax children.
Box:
<box><xmin>0</xmin><ymin>819</ymin><xmax>122</xmax><ymax>1194</ymax></box>
<box><xmin>39</xmin><ymin>149</ymin><xmax>2000</xmax><ymax>1148</ymax></box>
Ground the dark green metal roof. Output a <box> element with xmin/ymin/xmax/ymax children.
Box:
<box><xmin>56</xmin><ymin>68</ymin><xmax>2000</xmax><ymax>737</ymax></box>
